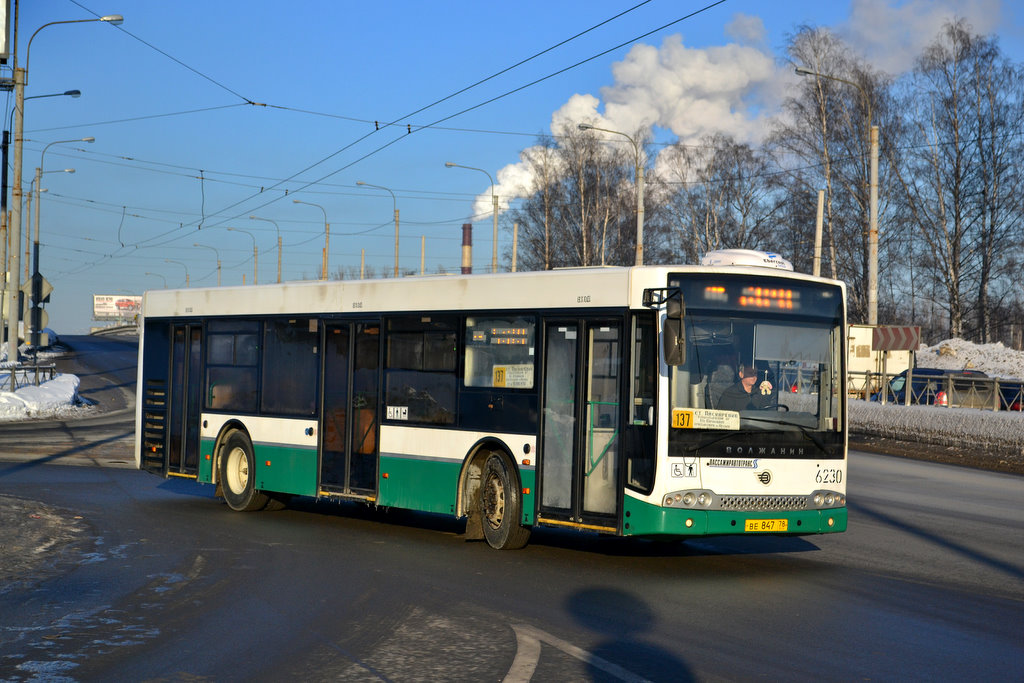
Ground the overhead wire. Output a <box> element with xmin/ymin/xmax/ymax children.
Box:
<box><xmin>50</xmin><ymin>0</ymin><xmax>727</xmax><ymax>273</ymax></box>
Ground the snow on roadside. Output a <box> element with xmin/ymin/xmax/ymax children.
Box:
<box><xmin>849</xmin><ymin>337</ymin><xmax>1024</xmax><ymax>453</ymax></box>
<box><xmin>0</xmin><ymin>374</ymin><xmax>82</xmax><ymax>420</ymax></box>
<box><xmin>850</xmin><ymin>401</ymin><xmax>1024</xmax><ymax>451</ymax></box>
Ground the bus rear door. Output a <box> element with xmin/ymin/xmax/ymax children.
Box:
<box><xmin>166</xmin><ymin>323</ymin><xmax>202</xmax><ymax>476</ymax></box>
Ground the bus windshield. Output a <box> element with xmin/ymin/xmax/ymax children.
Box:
<box><xmin>668</xmin><ymin>312</ymin><xmax>842</xmax><ymax>448</ymax></box>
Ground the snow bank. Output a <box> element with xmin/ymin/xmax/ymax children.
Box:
<box><xmin>0</xmin><ymin>374</ymin><xmax>81</xmax><ymax>420</ymax></box>
<box><xmin>917</xmin><ymin>338</ymin><xmax>1024</xmax><ymax>379</ymax></box>
<box><xmin>850</xmin><ymin>401</ymin><xmax>1024</xmax><ymax>451</ymax></box>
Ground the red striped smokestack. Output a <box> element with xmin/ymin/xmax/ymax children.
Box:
<box><xmin>461</xmin><ymin>223</ymin><xmax>472</xmax><ymax>274</ymax></box>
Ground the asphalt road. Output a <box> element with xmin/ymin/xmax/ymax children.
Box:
<box><xmin>0</xmin><ymin>334</ymin><xmax>136</xmax><ymax>466</ymax></box>
<box><xmin>0</xmin><ymin>335</ymin><xmax>1021</xmax><ymax>680</ymax></box>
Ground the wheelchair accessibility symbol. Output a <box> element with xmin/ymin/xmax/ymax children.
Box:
<box><xmin>671</xmin><ymin>459</ymin><xmax>698</xmax><ymax>477</ymax></box>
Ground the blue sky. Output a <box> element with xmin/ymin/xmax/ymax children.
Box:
<box><xmin>6</xmin><ymin>0</ymin><xmax>1022</xmax><ymax>333</ymax></box>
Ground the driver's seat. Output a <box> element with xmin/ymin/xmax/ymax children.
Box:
<box><xmin>706</xmin><ymin>364</ymin><xmax>736</xmax><ymax>409</ymax></box>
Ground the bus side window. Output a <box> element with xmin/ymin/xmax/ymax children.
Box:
<box><xmin>385</xmin><ymin>316</ymin><xmax>459</xmax><ymax>424</ymax></box>
<box><xmin>631</xmin><ymin>313</ymin><xmax>655</xmax><ymax>424</ymax></box>
<box><xmin>627</xmin><ymin>313</ymin><xmax>656</xmax><ymax>493</ymax></box>
<box><xmin>205</xmin><ymin>321</ymin><xmax>260</xmax><ymax>413</ymax></box>
<box><xmin>261</xmin><ymin>318</ymin><xmax>319</xmax><ymax>416</ymax></box>
<box><xmin>464</xmin><ymin>316</ymin><xmax>536</xmax><ymax>389</ymax></box>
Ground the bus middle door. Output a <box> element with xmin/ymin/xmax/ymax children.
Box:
<box><xmin>539</xmin><ymin>319</ymin><xmax>622</xmax><ymax>532</ymax></box>
<box><xmin>320</xmin><ymin>321</ymin><xmax>381</xmax><ymax>496</ymax></box>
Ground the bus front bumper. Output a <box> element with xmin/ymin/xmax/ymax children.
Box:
<box><xmin>622</xmin><ymin>497</ymin><xmax>847</xmax><ymax>537</ymax></box>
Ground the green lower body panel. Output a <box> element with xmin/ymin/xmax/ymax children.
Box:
<box><xmin>520</xmin><ymin>468</ymin><xmax>536</xmax><ymax>525</ymax></box>
<box><xmin>196</xmin><ymin>437</ymin><xmax>317</xmax><ymax>497</ymax></box>
<box><xmin>623</xmin><ymin>496</ymin><xmax>847</xmax><ymax>537</ymax></box>
<box><xmin>199</xmin><ymin>437</ymin><xmax>215</xmax><ymax>483</ymax></box>
<box><xmin>253</xmin><ymin>442</ymin><xmax>319</xmax><ymax>497</ymax></box>
<box><xmin>378</xmin><ymin>455</ymin><xmax>461</xmax><ymax>514</ymax></box>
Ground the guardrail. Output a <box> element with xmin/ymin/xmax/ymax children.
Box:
<box><xmin>1</xmin><ymin>364</ymin><xmax>58</xmax><ymax>391</ymax></box>
<box><xmin>849</xmin><ymin>369</ymin><xmax>1024</xmax><ymax>411</ymax></box>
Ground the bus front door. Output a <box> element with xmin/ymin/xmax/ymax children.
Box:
<box><xmin>539</xmin><ymin>320</ymin><xmax>622</xmax><ymax>531</ymax></box>
<box><xmin>167</xmin><ymin>323</ymin><xmax>202</xmax><ymax>476</ymax></box>
<box><xmin>320</xmin><ymin>321</ymin><xmax>381</xmax><ymax>496</ymax></box>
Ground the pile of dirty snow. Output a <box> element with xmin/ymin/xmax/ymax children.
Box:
<box><xmin>850</xmin><ymin>337</ymin><xmax>1024</xmax><ymax>455</ymax></box>
<box><xmin>916</xmin><ymin>338</ymin><xmax>1024</xmax><ymax>379</ymax></box>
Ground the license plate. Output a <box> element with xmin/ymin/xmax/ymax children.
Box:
<box><xmin>744</xmin><ymin>518</ymin><xmax>788</xmax><ymax>532</ymax></box>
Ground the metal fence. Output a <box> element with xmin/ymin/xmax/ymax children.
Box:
<box><xmin>1</xmin><ymin>364</ymin><xmax>58</xmax><ymax>392</ymax></box>
<box><xmin>849</xmin><ymin>369</ymin><xmax>1024</xmax><ymax>411</ymax></box>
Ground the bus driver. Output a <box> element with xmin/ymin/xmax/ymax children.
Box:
<box><xmin>716</xmin><ymin>363</ymin><xmax>773</xmax><ymax>411</ymax></box>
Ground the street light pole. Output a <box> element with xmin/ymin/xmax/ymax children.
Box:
<box><xmin>145</xmin><ymin>271</ymin><xmax>167</xmax><ymax>288</ymax></box>
<box><xmin>249</xmin><ymin>215</ymin><xmax>281</xmax><ymax>283</ymax></box>
<box><xmin>445</xmin><ymin>162</ymin><xmax>499</xmax><ymax>273</ymax></box>
<box><xmin>6</xmin><ymin>13</ymin><xmax>122</xmax><ymax>364</ymax></box>
<box><xmin>30</xmin><ymin>137</ymin><xmax>93</xmax><ymax>348</ymax></box>
<box><xmin>577</xmin><ymin>124</ymin><xmax>645</xmax><ymax>266</ymax></box>
<box><xmin>193</xmin><ymin>243</ymin><xmax>221</xmax><ymax>286</ymax></box>
<box><xmin>228</xmin><ymin>227</ymin><xmax>258</xmax><ymax>284</ymax></box>
<box><xmin>356</xmin><ymin>181</ymin><xmax>400</xmax><ymax>277</ymax></box>
<box><xmin>292</xmin><ymin>199</ymin><xmax>330</xmax><ymax>280</ymax></box>
<box><xmin>795</xmin><ymin>65</ymin><xmax>878</xmax><ymax>325</ymax></box>
<box><xmin>164</xmin><ymin>259</ymin><xmax>189</xmax><ymax>288</ymax></box>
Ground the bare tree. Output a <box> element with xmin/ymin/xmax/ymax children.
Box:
<box><xmin>659</xmin><ymin>134</ymin><xmax>784</xmax><ymax>261</ymax></box>
<box><xmin>509</xmin><ymin>125</ymin><xmax>668</xmax><ymax>269</ymax></box>
<box><xmin>770</xmin><ymin>26</ymin><xmax>896</xmax><ymax>323</ymax></box>
<box><xmin>891</xmin><ymin>19</ymin><xmax>1022</xmax><ymax>339</ymax></box>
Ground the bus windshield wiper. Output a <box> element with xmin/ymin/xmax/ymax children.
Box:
<box><xmin>683</xmin><ymin>431</ymin><xmax>737</xmax><ymax>453</ymax></box>
<box><xmin>740</xmin><ymin>416</ymin><xmax>831</xmax><ymax>454</ymax></box>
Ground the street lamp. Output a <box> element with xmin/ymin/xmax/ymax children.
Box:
<box><xmin>795</xmin><ymin>65</ymin><xmax>879</xmax><ymax>325</ymax></box>
<box><xmin>193</xmin><ymin>243</ymin><xmax>222</xmax><ymax>286</ymax></box>
<box><xmin>445</xmin><ymin>162</ymin><xmax>499</xmax><ymax>273</ymax></box>
<box><xmin>577</xmin><ymin>123</ymin><xmax>645</xmax><ymax>266</ymax></box>
<box><xmin>292</xmin><ymin>199</ymin><xmax>330</xmax><ymax>280</ymax></box>
<box><xmin>145</xmin><ymin>271</ymin><xmax>167</xmax><ymax>289</ymax></box>
<box><xmin>228</xmin><ymin>227</ymin><xmax>258</xmax><ymax>284</ymax></box>
<box><xmin>164</xmin><ymin>259</ymin><xmax>189</xmax><ymax>288</ymax></box>
<box><xmin>249</xmin><ymin>215</ymin><xmax>281</xmax><ymax>283</ymax></box>
<box><xmin>6</xmin><ymin>12</ymin><xmax>122</xmax><ymax>364</ymax></box>
<box><xmin>356</xmin><ymin>181</ymin><xmax>400</xmax><ymax>277</ymax></box>
<box><xmin>29</xmin><ymin>137</ymin><xmax>94</xmax><ymax>348</ymax></box>
<box><xmin>27</xmin><ymin>89</ymin><xmax>81</xmax><ymax>101</ymax></box>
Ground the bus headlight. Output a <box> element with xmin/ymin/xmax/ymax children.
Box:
<box><xmin>663</xmin><ymin>490</ymin><xmax>716</xmax><ymax>509</ymax></box>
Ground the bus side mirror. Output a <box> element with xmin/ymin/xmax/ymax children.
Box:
<box><xmin>663</xmin><ymin>292</ymin><xmax>685</xmax><ymax>365</ymax></box>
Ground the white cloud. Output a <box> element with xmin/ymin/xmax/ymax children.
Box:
<box><xmin>598</xmin><ymin>35</ymin><xmax>779</xmax><ymax>143</ymax></box>
<box><xmin>487</xmin><ymin>0</ymin><xmax>1010</xmax><ymax>210</ymax></box>
<box><xmin>725</xmin><ymin>13</ymin><xmax>767</xmax><ymax>45</ymax></box>
<box><xmin>840</xmin><ymin>0</ymin><xmax>1003</xmax><ymax>74</ymax></box>
<box><xmin>489</xmin><ymin>30</ymin><xmax>785</xmax><ymax>208</ymax></box>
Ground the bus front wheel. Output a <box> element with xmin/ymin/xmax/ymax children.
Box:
<box><xmin>219</xmin><ymin>431</ymin><xmax>270</xmax><ymax>512</ymax></box>
<box><xmin>481</xmin><ymin>454</ymin><xmax>530</xmax><ymax>550</ymax></box>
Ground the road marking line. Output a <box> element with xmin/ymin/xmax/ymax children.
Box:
<box><xmin>504</xmin><ymin>624</ymin><xmax>651</xmax><ymax>683</ymax></box>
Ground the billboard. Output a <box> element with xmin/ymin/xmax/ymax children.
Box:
<box><xmin>94</xmin><ymin>294</ymin><xmax>141</xmax><ymax>321</ymax></box>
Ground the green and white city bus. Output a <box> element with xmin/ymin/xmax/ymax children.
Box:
<box><xmin>135</xmin><ymin>250</ymin><xmax>847</xmax><ymax>549</ymax></box>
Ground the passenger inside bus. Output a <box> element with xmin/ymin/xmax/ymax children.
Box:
<box><xmin>715</xmin><ymin>363</ymin><xmax>774</xmax><ymax>411</ymax></box>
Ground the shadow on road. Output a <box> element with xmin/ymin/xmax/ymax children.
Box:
<box><xmin>568</xmin><ymin>586</ymin><xmax>695</xmax><ymax>681</ymax></box>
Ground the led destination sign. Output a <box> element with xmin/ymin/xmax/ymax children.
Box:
<box><xmin>671</xmin><ymin>274</ymin><xmax>842</xmax><ymax>318</ymax></box>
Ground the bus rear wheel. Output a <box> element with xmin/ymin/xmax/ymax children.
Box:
<box><xmin>219</xmin><ymin>431</ymin><xmax>270</xmax><ymax>512</ymax></box>
<box><xmin>481</xmin><ymin>454</ymin><xmax>530</xmax><ymax>550</ymax></box>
